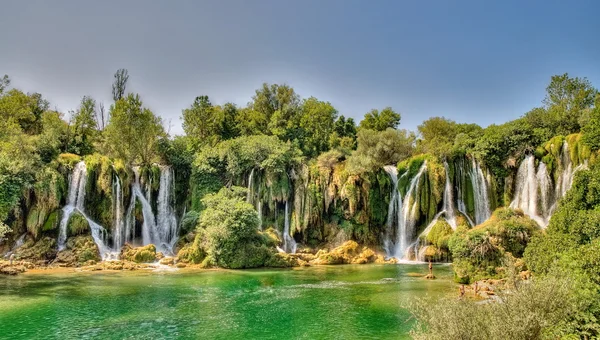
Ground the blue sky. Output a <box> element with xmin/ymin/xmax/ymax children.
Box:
<box><xmin>1</xmin><ymin>0</ymin><xmax>599</xmax><ymax>135</ymax></box>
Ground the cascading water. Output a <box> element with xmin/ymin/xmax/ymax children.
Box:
<box><xmin>384</xmin><ymin>162</ymin><xmax>428</xmax><ymax>260</ymax></box>
<box><xmin>58</xmin><ymin>161</ymin><xmax>115</xmax><ymax>259</ymax></box>
<box><xmin>282</xmin><ymin>200</ymin><xmax>297</xmax><ymax>253</ymax></box>
<box><xmin>383</xmin><ymin>165</ymin><xmax>402</xmax><ymax>257</ymax></box>
<box><xmin>157</xmin><ymin>166</ymin><xmax>179</xmax><ymax>251</ymax></box>
<box><xmin>511</xmin><ymin>142</ymin><xmax>586</xmax><ymax>227</ymax></box>
<box><xmin>112</xmin><ymin>174</ymin><xmax>125</xmax><ymax>251</ymax></box>
<box><xmin>471</xmin><ymin>160</ymin><xmax>491</xmax><ymax>225</ymax></box>
<box><xmin>127</xmin><ymin>167</ymin><xmax>179</xmax><ymax>255</ymax></box>
<box><xmin>442</xmin><ymin>162</ymin><xmax>457</xmax><ymax>229</ymax></box>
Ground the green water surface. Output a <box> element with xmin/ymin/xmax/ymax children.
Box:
<box><xmin>0</xmin><ymin>264</ymin><xmax>454</xmax><ymax>339</ymax></box>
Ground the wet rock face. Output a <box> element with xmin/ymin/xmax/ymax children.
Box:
<box><xmin>120</xmin><ymin>244</ymin><xmax>157</xmax><ymax>263</ymax></box>
<box><xmin>54</xmin><ymin>236</ymin><xmax>101</xmax><ymax>266</ymax></box>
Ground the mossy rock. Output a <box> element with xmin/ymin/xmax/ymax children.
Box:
<box><xmin>177</xmin><ymin>241</ymin><xmax>206</xmax><ymax>264</ymax></box>
<box><xmin>67</xmin><ymin>212</ymin><xmax>89</xmax><ymax>236</ymax></box>
<box><xmin>426</xmin><ymin>219</ymin><xmax>454</xmax><ymax>249</ymax></box>
<box><xmin>42</xmin><ymin>210</ymin><xmax>60</xmax><ymax>232</ymax></box>
<box><xmin>312</xmin><ymin>241</ymin><xmax>379</xmax><ymax>265</ymax></box>
<box><xmin>13</xmin><ymin>237</ymin><xmax>57</xmax><ymax>262</ymax></box>
<box><xmin>54</xmin><ymin>236</ymin><xmax>101</xmax><ymax>266</ymax></box>
<box><xmin>121</xmin><ymin>244</ymin><xmax>157</xmax><ymax>263</ymax></box>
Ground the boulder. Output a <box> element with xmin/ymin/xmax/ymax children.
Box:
<box><xmin>120</xmin><ymin>244</ymin><xmax>157</xmax><ymax>263</ymax></box>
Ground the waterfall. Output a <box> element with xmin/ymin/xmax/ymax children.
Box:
<box><xmin>57</xmin><ymin>161</ymin><xmax>115</xmax><ymax>259</ymax></box>
<box><xmin>246</xmin><ymin>168</ymin><xmax>264</xmax><ymax>230</ymax></box>
<box><xmin>112</xmin><ymin>175</ymin><xmax>125</xmax><ymax>251</ymax></box>
<box><xmin>455</xmin><ymin>161</ymin><xmax>476</xmax><ymax>227</ymax></box>
<box><xmin>512</xmin><ymin>142</ymin><xmax>587</xmax><ymax>227</ymax></box>
<box><xmin>394</xmin><ymin>162</ymin><xmax>428</xmax><ymax>259</ymax></box>
<box><xmin>383</xmin><ymin>165</ymin><xmax>402</xmax><ymax>257</ymax></box>
<box><xmin>471</xmin><ymin>160</ymin><xmax>491</xmax><ymax>224</ymax></box>
<box><xmin>131</xmin><ymin>168</ymin><xmax>157</xmax><ymax>247</ymax></box>
<box><xmin>442</xmin><ymin>162</ymin><xmax>457</xmax><ymax>229</ymax></box>
<box><xmin>157</xmin><ymin>166</ymin><xmax>179</xmax><ymax>251</ymax></box>
<box><xmin>282</xmin><ymin>200</ymin><xmax>297</xmax><ymax>253</ymax></box>
<box><xmin>247</xmin><ymin>168</ymin><xmax>255</xmax><ymax>203</ymax></box>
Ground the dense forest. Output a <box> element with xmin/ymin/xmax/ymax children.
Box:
<box><xmin>1</xmin><ymin>70</ymin><xmax>600</xmax><ymax>336</ymax></box>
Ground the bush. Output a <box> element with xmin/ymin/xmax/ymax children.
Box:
<box><xmin>198</xmin><ymin>186</ymin><xmax>283</xmax><ymax>269</ymax></box>
<box><xmin>67</xmin><ymin>212</ymin><xmax>89</xmax><ymax>236</ymax></box>
<box><xmin>410</xmin><ymin>277</ymin><xmax>586</xmax><ymax>339</ymax></box>
<box><xmin>448</xmin><ymin>208</ymin><xmax>539</xmax><ymax>283</ymax></box>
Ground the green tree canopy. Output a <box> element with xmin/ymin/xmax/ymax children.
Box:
<box><xmin>104</xmin><ymin>93</ymin><xmax>165</xmax><ymax>165</ymax></box>
<box><xmin>299</xmin><ymin>97</ymin><xmax>338</xmax><ymax>157</ymax></box>
<box><xmin>347</xmin><ymin>128</ymin><xmax>415</xmax><ymax>174</ymax></box>
<box><xmin>359</xmin><ymin>107</ymin><xmax>401</xmax><ymax>131</ymax></box>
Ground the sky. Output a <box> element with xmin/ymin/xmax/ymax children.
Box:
<box><xmin>1</xmin><ymin>0</ymin><xmax>599</xmax><ymax>135</ymax></box>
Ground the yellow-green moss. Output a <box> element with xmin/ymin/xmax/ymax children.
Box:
<box><xmin>67</xmin><ymin>212</ymin><xmax>89</xmax><ymax>236</ymax></box>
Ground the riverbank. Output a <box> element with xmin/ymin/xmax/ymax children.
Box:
<box><xmin>1</xmin><ymin>240</ymin><xmax>403</xmax><ymax>276</ymax></box>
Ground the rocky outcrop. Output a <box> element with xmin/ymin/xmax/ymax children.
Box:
<box><xmin>54</xmin><ymin>236</ymin><xmax>101</xmax><ymax>266</ymax></box>
<box><xmin>309</xmin><ymin>241</ymin><xmax>389</xmax><ymax>265</ymax></box>
<box><xmin>120</xmin><ymin>244</ymin><xmax>157</xmax><ymax>263</ymax></box>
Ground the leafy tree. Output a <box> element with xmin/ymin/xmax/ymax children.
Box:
<box><xmin>0</xmin><ymin>89</ymin><xmax>36</xmax><ymax>132</ymax></box>
<box><xmin>347</xmin><ymin>128</ymin><xmax>415</xmax><ymax>174</ymax></box>
<box><xmin>67</xmin><ymin>96</ymin><xmax>98</xmax><ymax>156</ymax></box>
<box><xmin>250</xmin><ymin>83</ymin><xmax>301</xmax><ymax>141</ymax></box>
<box><xmin>581</xmin><ymin>95</ymin><xmax>600</xmax><ymax>150</ymax></box>
<box><xmin>111</xmin><ymin>69</ymin><xmax>129</xmax><ymax>102</ymax></box>
<box><xmin>219</xmin><ymin>103</ymin><xmax>240</xmax><ymax>140</ymax></box>
<box><xmin>182</xmin><ymin>95</ymin><xmax>219</xmax><ymax>148</ymax></box>
<box><xmin>543</xmin><ymin>73</ymin><xmax>597</xmax><ymax>135</ymax></box>
<box><xmin>104</xmin><ymin>93</ymin><xmax>165</xmax><ymax>165</ymax></box>
<box><xmin>37</xmin><ymin>111</ymin><xmax>69</xmax><ymax>162</ymax></box>
<box><xmin>235</xmin><ymin>107</ymin><xmax>268</xmax><ymax>136</ymax></box>
<box><xmin>359</xmin><ymin>107</ymin><xmax>401</xmax><ymax>131</ymax></box>
<box><xmin>299</xmin><ymin>97</ymin><xmax>338</xmax><ymax>157</ymax></box>
<box><xmin>199</xmin><ymin>186</ymin><xmax>275</xmax><ymax>269</ymax></box>
<box><xmin>0</xmin><ymin>75</ymin><xmax>10</xmax><ymax>94</ymax></box>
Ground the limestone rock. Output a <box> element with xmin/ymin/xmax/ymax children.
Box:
<box><xmin>120</xmin><ymin>244</ymin><xmax>157</xmax><ymax>263</ymax></box>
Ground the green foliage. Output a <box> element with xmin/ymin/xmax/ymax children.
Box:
<box><xmin>198</xmin><ymin>187</ymin><xmax>279</xmax><ymax>269</ymax></box>
<box><xmin>359</xmin><ymin>107</ymin><xmax>400</xmax><ymax>131</ymax></box>
<box><xmin>581</xmin><ymin>95</ymin><xmax>600</xmax><ymax>151</ymax></box>
<box><xmin>449</xmin><ymin>208</ymin><xmax>539</xmax><ymax>283</ymax></box>
<box><xmin>426</xmin><ymin>220</ymin><xmax>454</xmax><ymax>249</ymax></box>
<box><xmin>411</xmin><ymin>276</ymin><xmax>587</xmax><ymax>340</ymax></box>
<box><xmin>67</xmin><ymin>96</ymin><xmax>98</xmax><ymax>156</ymax></box>
<box><xmin>417</xmin><ymin>117</ymin><xmax>483</xmax><ymax>157</ymax></box>
<box><xmin>298</xmin><ymin>97</ymin><xmax>338</xmax><ymax>157</ymax></box>
<box><xmin>67</xmin><ymin>212</ymin><xmax>89</xmax><ymax>237</ymax></box>
<box><xmin>104</xmin><ymin>93</ymin><xmax>165</xmax><ymax>165</ymax></box>
<box><xmin>347</xmin><ymin>128</ymin><xmax>415</xmax><ymax>174</ymax></box>
<box><xmin>180</xmin><ymin>211</ymin><xmax>200</xmax><ymax>235</ymax></box>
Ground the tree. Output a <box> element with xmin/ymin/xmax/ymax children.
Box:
<box><xmin>182</xmin><ymin>95</ymin><xmax>220</xmax><ymax>148</ymax></box>
<box><xmin>581</xmin><ymin>95</ymin><xmax>600</xmax><ymax>150</ymax></box>
<box><xmin>104</xmin><ymin>93</ymin><xmax>164</xmax><ymax>165</ymax></box>
<box><xmin>347</xmin><ymin>128</ymin><xmax>415</xmax><ymax>174</ymax></box>
<box><xmin>250</xmin><ymin>83</ymin><xmax>301</xmax><ymax>141</ymax></box>
<box><xmin>112</xmin><ymin>69</ymin><xmax>129</xmax><ymax>102</ymax></box>
<box><xmin>67</xmin><ymin>96</ymin><xmax>98</xmax><ymax>155</ymax></box>
<box><xmin>0</xmin><ymin>75</ymin><xmax>10</xmax><ymax>94</ymax></box>
<box><xmin>359</xmin><ymin>107</ymin><xmax>401</xmax><ymax>131</ymax></box>
<box><xmin>543</xmin><ymin>73</ymin><xmax>597</xmax><ymax>135</ymax></box>
<box><xmin>95</xmin><ymin>101</ymin><xmax>108</xmax><ymax>130</ymax></box>
<box><xmin>299</xmin><ymin>97</ymin><xmax>338</xmax><ymax>157</ymax></box>
<box><xmin>199</xmin><ymin>186</ymin><xmax>275</xmax><ymax>269</ymax></box>
<box><xmin>37</xmin><ymin>111</ymin><xmax>69</xmax><ymax>162</ymax></box>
